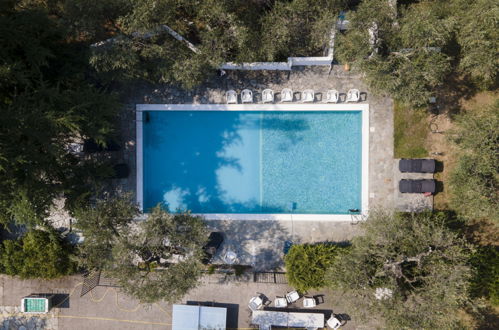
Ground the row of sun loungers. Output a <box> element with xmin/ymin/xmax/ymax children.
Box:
<box><xmin>398</xmin><ymin>159</ymin><xmax>437</xmax><ymax>194</ymax></box>
<box><xmin>226</xmin><ymin>88</ymin><xmax>362</xmax><ymax>104</ymax></box>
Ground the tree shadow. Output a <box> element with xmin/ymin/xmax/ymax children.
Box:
<box><xmin>1</xmin><ymin>316</ymin><xmax>46</xmax><ymax>329</ymax></box>
<box><xmin>434</xmin><ymin>160</ymin><xmax>444</xmax><ymax>173</ymax></box>
<box><xmin>438</xmin><ymin>74</ymin><xmax>479</xmax><ymax>118</ymax></box>
<box><xmin>207</xmin><ymin>219</ymin><xmax>298</xmax><ymax>271</ymax></box>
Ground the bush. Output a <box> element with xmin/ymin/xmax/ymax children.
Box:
<box><xmin>0</xmin><ymin>229</ymin><xmax>77</xmax><ymax>279</ymax></box>
<box><xmin>449</xmin><ymin>100</ymin><xmax>499</xmax><ymax>223</ymax></box>
<box><xmin>470</xmin><ymin>246</ymin><xmax>499</xmax><ymax>305</ymax></box>
<box><xmin>285</xmin><ymin>243</ymin><xmax>346</xmax><ymax>292</ymax></box>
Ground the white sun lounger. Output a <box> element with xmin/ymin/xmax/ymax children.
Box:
<box><xmin>262</xmin><ymin>89</ymin><xmax>274</xmax><ymax>103</ymax></box>
<box><xmin>226</xmin><ymin>90</ymin><xmax>237</xmax><ymax>104</ymax></box>
<box><xmin>241</xmin><ymin>89</ymin><xmax>253</xmax><ymax>103</ymax></box>
<box><xmin>302</xmin><ymin>89</ymin><xmax>315</xmax><ymax>102</ymax></box>
<box><xmin>280</xmin><ymin>88</ymin><xmax>293</xmax><ymax>102</ymax></box>
<box><xmin>325</xmin><ymin>89</ymin><xmax>339</xmax><ymax>103</ymax></box>
<box><xmin>346</xmin><ymin>89</ymin><xmax>360</xmax><ymax>102</ymax></box>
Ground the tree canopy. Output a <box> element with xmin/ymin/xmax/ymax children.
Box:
<box><xmin>449</xmin><ymin>100</ymin><xmax>499</xmax><ymax>224</ymax></box>
<box><xmin>335</xmin><ymin>0</ymin><xmax>498</xmax><ymax>106</ymax></box>
<box><xmin>74</xmin><ymin>195</ymin><xmax>209</xmax><ymax>303</ymax></box>
<box><xmin>328</xmin><ymin>211</ymin><xmax>472</xmax><ymax>329</ymax></box>
<box><xmin>0</xmin><ymin>3</ymin><xmax>120</xmax><ymax>227</ymax></box>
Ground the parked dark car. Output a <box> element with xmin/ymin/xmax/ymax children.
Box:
<box><xmin>399</xmin><ymin>179</ymin><xmax>436</xmax><ymax>193</ymax></box>
<box><xmin>202</xmin><ymin>232</ymin><xmax>224</xmax><ymax>264</ymax></box>
<box><xmin>399</xmin><ymin>159</ymin><xmax>436</xmax><ymax>173</ymax></box>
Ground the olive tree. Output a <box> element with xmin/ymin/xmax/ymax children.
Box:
<box><xmin>454</xmin><ymin>0</ymin><xmax>499</xmax><ymax>88</ymax></box>
<box><xmin>75</xmin><ymin>195</ymin><xmax>209</xmax><ymax>303</ymax></box>
<box><xmin>335</xmin><ymin>0</ymin><xmax>455</xmax><ymax>106</ymax></box>
<box><xmin>328</xmin><ymin>210</ymin><xmax>472</xmax><ymax>329</ymax></box>
<box><xmin>449</xmin><ymin>100</ymin><xmax>499</xmax><ymax>224</ymax></box>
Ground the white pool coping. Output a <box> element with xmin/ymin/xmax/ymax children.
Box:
<box><xmin>136</xmin><ymin>103</ymin><xmax>369</xmax><ymax>221</ymax></box>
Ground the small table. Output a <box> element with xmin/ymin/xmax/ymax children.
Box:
<box><xmin>252</xmin><ymin>310</ymin><xmax>288</xmax><ymax>329</ymax></box>
<box><xmin>288</xmin><ymin>312</ymin><xmax>324</xmax><ymax>330</ymax></box>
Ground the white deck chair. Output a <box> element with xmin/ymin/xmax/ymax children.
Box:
<box><xmin>274</xmin><ymin>297</ymin><xmax>288</xmax><ymax>308</ymax></box>
<box><xmin>302</xmin><ymin>89</ymin><xmax>315</xmax><ymax>102</ymax></box>
<box><xmin>303</xmin><ymin>297</ymin><xmax>317</xmax><ymax>308</ymax></box>
<box><xmin>280</xmin><ymin>88</ymin><xmax>293</xmax><ymax>102</ymax></box>
<box><xmin>325</xmin><ymin>89</ymin><xmax>339</xmax><ymax>103</ymax></box>
<box><xmin>226</xmin><ymin>90</ymin><xmax>237</xmax><ymax>104</ymax></box>
<box><xmin>327</xmin><ymin>316</ymin><xmax>342</xmax><ymax>329</ymax></box>
<box><xmin>262</xmin><ymin>89</ymin><xmax>274</xmax><ymax>103</ymax></box>
<box><xmin>346</xmin><ymin>89</ymin><xmax>360</xmax><ymax>102</ymax></box>
<box><xmin>241</xmin><ymin>89</ymin><xmax>253</xmax><ymax>103</ymax></box>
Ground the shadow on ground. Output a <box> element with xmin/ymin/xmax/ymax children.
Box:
<box><xmin>207</xmin><ymin>220</ymin><xmax>297</xmax><ymax>271</ymax></box>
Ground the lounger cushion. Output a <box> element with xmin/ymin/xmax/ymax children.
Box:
<box><xmin>399</xmin><ymin>159</ymin><xmax>436</xmax><ymax>173</ymax></box>
<box><xmin>399</xmin><ymin>179</ymin><xmax>436</xmax><ymax>193</ymax></box>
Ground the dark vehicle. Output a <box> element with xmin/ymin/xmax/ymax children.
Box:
<box><xmin>202</xmin><ymin>232</ymin><xmax>224</xmax><ymax>264</ymax></box>
<box><xmin>399</xmin><ymin>159</ymin><xmax>436</xmax><ymax>173</ymax></box>
<box><xmin>399</xmin><ymin>179</ymin><xmax>436</xmax><ymax>193</ymax></box>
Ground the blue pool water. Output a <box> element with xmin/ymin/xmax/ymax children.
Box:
<box><xmin>142</xmin><ymin>111</ymin><xmax>362</xmax><ymax>214</ymax></box>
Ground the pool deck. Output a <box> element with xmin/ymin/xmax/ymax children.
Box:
<box><xmin>111</xmin><ymin>66</ymin><xmax>426</xmax><ymax>270</ymax></box>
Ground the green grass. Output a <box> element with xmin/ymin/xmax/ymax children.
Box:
<box><xmin>394</xmin><ymin>101</ymin><xmax>429</xmax><ymax>158</ymax></box>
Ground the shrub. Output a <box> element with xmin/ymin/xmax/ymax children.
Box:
<box><xmin>285</xmin><ymin>243</ymin><xmax>346</xmax><ymax>292</ymax></box>
<box><xmin>0</xmin><ymin>229</ymin><xmax>77</xmax><ymax>279</ymax></box>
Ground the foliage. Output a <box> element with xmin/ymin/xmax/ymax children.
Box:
<box><xmin>449</xmin><ymin>100</ymin><xmax>499</xmax><ymax>223</ymax></box>
<box><xmin>285</xmin><ymin>243</ymin><xmax>345</xmax><ymax>292</ymax></box>
<box><xmin>393</xmin><ymin>101</ymin><xmax>428</xmax><ymax>158</ymax></box>
<box><xmin>336</xmin><ymin>0</ymin><xmax>497</xmax><ymax>106</ymax></box>
<box><xmin>0</xmin><ymin>229</ymin><xmax>76</xmax><ymax>279</ymax></box>
<box><xmin>259</xmin><ymin>0</ymin><xmax>346</xmax><ymax>60</ymax></box>
<box><xmin>469</xmin><ymin>245</ymin><xmax>499</xmax><ymax>305</ymax></box>
<box><xmin>454</xmin><ymin>0</ymin><xmax>499</xmax><ymax>88</ymax></box>
<box><xmin>328</xmin><ymin>210</ymin><xmax>472</xmax><ymax>329</ymax></box>
<box><xmin>75</xmin><ymin>196</ymin><xmax>208</xmax><ymax>303</ymax></box>
<box><xmin>74</xmin><ymin>194</ymin><xmax>140</xmax><ymax>270</ymax></box>
<box><xmin>0</xmin><ymin>4</ymin><xmax>120</xmax><ymax>227</ymax></box>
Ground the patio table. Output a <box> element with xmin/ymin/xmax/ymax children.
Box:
<box><xmin>252</xmin><ymin>310</ymin><xmax>325</xmax><ymax>330</ymax></box>
<box><xmin>288</xmin><ymin>312</ymin><xmax>324</xmax><ymax>330</ymax></box>
<box><xmin>252</xmin><ymin>310</ymin><xmax>288</xmax><ymax>330</ymax></box>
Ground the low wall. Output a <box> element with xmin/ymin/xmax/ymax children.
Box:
<box><xmin>220</xmin><ymin>56</ymin><xmax>333</xmax><ymax>71</ymax></box>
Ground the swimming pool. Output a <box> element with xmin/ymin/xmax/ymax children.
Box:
<box><xmin>137</xmin><ymin>104</ymin><xmax>369</xmax><ymax>221</ymax></box>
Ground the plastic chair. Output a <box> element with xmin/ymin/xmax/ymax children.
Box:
<box><xmin>302</xmin><ymin>89</ymin><xmax>315</xmax><ymax>102</ymax></box>
<box><xmin>327</xmin><ymin>316</ymin><xmax>342</xmax><ymax>329</ymax></box>
<box><xmin>241</xmin><ymin>89</ymin><xmax>253</xmax><ymax>103</ymax></box>
<box><xmin>325</xmin><ymin>89</ymin><xmax>339</xmax><ymax>103</ymax></box>
<box><xmin>248</xmin><ymin>295</ymin><xmax>263</xmax><ymax>311</ymax></box>
<box><xmin>285</xmin><ymin>290</ymin><xmax>300</xmax><ymax>303</ymax></box>
<box><xmin>226</xmin><ymin>90</ymin><xmax>237</xmax><ymax>104</ymax></box>
<box><xmin>274</xmin><ymin>296</ymin><xmax>288</xmax><ymax>308</ymax></box>
<box><xmin>346</xmin><ymin>89</ymin><xmax>360</xmax><ymax>102</ymax></box>
<box><xmin>262</xmin><ymin>89</ymin><xmax>274</xmax><ymax>103</ymax></box>
<box><xmin>302</xmin><ymin>297</ymin><xmax>317</xmax><ymax>308</ymax></box>
<box><xmin>281</xmin><ymin>88</ymin><xmax>293</xmax><ymax>102</ymax></box>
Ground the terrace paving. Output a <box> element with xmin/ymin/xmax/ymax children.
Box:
<box><xmin>0</xmin><ymin>274</ymin><xmax>380</xmax><ymax>329</ymax></box>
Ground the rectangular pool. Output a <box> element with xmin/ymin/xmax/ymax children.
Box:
<box><xmin>137</xmin><ymin>104</ymin><xmax>369</xmax><ymax>221</ymax></box>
